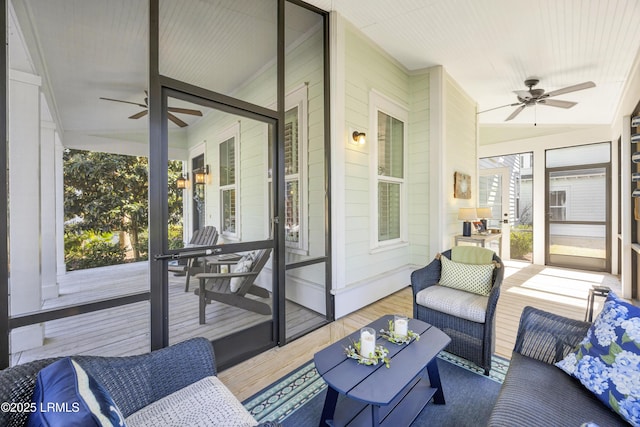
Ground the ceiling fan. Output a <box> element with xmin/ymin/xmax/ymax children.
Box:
<box><xmin>479</xmin><ymin>78</ymin><xmax>596</xmax><ymax>121</ymax></box>
<box><xmin>99</xmin><ymin>91</ymin><xmax>203</xmax><ymax>127</ymax></box>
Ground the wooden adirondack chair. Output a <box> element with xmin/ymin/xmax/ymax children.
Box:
<box><xmin>167</xmin><ymin>226</ymin><xmax>219</xmax><ymax>292</ymax></box>
<box><xmin>194</xmin><ymin>248</ymin><xmax>272</xmax><ymax>323</ymax></box>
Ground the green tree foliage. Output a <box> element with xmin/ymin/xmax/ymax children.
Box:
<box><xmin>64</xmin><ymin>149</ymin><xmax>184</xmax><ymax>269</ymax></box>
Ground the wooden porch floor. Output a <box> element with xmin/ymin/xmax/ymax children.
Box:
<box><xmin>11</xmin><ymin>261</ymin><xmax>326</xmax><ymax>365</ymax></box>
<box><xmin>219</xmin><ymin>260</ymin><xmax>622</xmax><ymax>401</ymax></box>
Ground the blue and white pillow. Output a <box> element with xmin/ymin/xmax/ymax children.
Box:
<box><xmin>28</xmin><ymin>357</ymin><xmax>126</xmax><ymax>427</ymax></box>
<box><xmin>556</xmin><ymin>292</ymin><xmax>640</xmax><ymax>426</ymax></box>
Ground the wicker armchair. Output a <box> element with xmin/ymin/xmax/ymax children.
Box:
<box><xmin>411</xmin><ymin>248</ymin><xmax>504</xmax><ymax>375</ymax></box>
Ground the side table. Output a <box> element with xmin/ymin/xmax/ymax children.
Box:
<box><xmin>454</xmin><ymin>233</ymin><xmax>502</xmax><ymax>256</ymax></box>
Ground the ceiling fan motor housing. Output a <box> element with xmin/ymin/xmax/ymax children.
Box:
<box><xmin>524</xmin><ymin>78</ymin><xmax>540</xmax><ymax>88</ymax></box>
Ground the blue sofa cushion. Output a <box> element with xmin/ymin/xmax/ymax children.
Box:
<box><xmin>556</xmin><ymin>292</ymin><xmax>640</xmax><ymax>426</ymax></box>
<box><xmin>27</xmin><ymin>357</ymin><xmax>126</xmax><ymax>427</ymax></box>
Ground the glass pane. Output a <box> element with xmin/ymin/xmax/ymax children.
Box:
<box><xmin>548</xmin><ymin>168</ymin><xmax>606</xmax><ymax>222</ymax></box>
<box><xmin>285</xmin><ymin>262</ymin><xmax>327</xmax><ymax>337</ymax></box>
<box><xmin>167</xmin><ymin>102</ymin><xmax>274</xmax><ymax>345</ymax></box>
<box><xmin>549</xmin><ymin>224</ymin><xmax>606</xmax><ymax>259</ymax></box>
<box><xmin>478</xmin><ymin>174</ymin><xmax>503</xmax><ymax>230</ymax></box>
<box><xmin>378</xmin><ymin>182</ymin><xmax>401</xmax><ymax>241</ymax></box>
<box><xmin>222</xmin><ymin>189</ymin><xmax>237</xmax><ymax>234</ymax></box>
<box><xmin>479</xmin><ymin>153</ymin><xmax>534</xmax><ymax>262</ymax></box>
<box><xmin>159</xmin><ymin>0</ymin><xmax>277</xmax><ymax>110</ymax></box>
<box><xmin>170</xmin><ymin>249</ymin><xmax>273</xmax><ymax>344</ymax></box>
<box><xmin>546</xmin><ymin>142</ymin><xmax>610</xmax><ymax>168</ymax></box>
<box><xmin>283</xmin><ymin>1</ymin><xmax>326</xmax><ymax>265</ymax></box>
<box><xmin>220</xmin><ymin>138</ymin><xmax>236</xmax><ymax>187</ymax></box>
<box><xmin>166</xmin><ymin>97</ymin><xmax>214</xmax><ymax>249</ymax></box>
<box><xmin>285</xmin><ymin>180</ymin><xmax>300</xmax><ymax>244</ymax></box>
<box><xmin>8</xmin><ymin>0</ymin><xmax>149</xmax><ymax>361</ymax></box>
<box><xmin>284</xmin><ymin>107</ymin><xmax>299</xmax><ymax>175</ymax></box>
<box><xmin>377</xmin><ymin>112</ymin><xmax>404</xmax><ymax>178</ymax></box>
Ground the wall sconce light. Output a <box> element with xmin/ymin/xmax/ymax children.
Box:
<box><xmin>176</xmin><ymin>175</ymin><xmax>188</xmax><ymax>189</ymax></box>
<box><xmin>194</xmin><ymin>165</ymin><xmax>210</xmax><ymax>184</ymax></box>
<box><xmin>352</xmin><ymin>131</ymin><xmax>366</xmax><ymax>145</ymax></box>
<box><xmin>458</xmin><ymin>207</ymin><xmax>477</xmax><ymax>237</ymax></box>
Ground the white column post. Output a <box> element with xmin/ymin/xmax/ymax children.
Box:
<box><xmin>9</xmin><ymin>70</ymin><xmax>45</xmax><ymax>351</ymax></box>
<box><xmin>55</xmin><ymin>134</ymin><xmax>66</xmax><ymax>279</ymax></box>
<box><xmin>41</xmin><ymin>120</ymin><xmax>58</xmax><ymax>300</ymax></box>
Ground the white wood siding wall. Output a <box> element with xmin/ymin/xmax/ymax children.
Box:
<box><xmin>444</xmin><ymin>74</ymin><xmax>477</xmax><ymax>247</ymax></box>
<box><xmin>408</xmin><ymin>73</ymin><xmax>430</xmax><ymax>266</ymax></box>
<box><xmin>343</xmin><ymin>25</ymin><xmax>411</xmax><ymax>286</ymax></box>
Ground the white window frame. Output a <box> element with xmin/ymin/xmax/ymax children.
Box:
<box><xmin>218</xmin><ymin>123</ymin><xmax>240</xmax><ymax>240</ymax></box>
<box><xmin>369</xmin><ymin>90</ymin><xmax>409</xmax><ymax>251</ymax></box>
<box><xmin>266</xmin><ymin>84</ymin><xmax>308</xmax><ymax>254</ymax></box>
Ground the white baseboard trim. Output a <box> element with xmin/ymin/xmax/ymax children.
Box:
<box><xmin>42</xmin><ymin>281</ymin><xmax>59</xmax><ymax>301</ymax></box>
<box><xmin>285</xmin><ymin>275</ymin><xmax>326</xmax><ymax>315</ymax></box>
<box><xmin>333</xmin><ymin>265</ymin><xmax>416</xmax><ymax>318</ymax></box>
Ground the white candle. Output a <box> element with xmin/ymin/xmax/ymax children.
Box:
<box><xmin>360</xmin><ymin>328</ymin><xmax>376</xmax><ymax>358</ymax></box>
<box><xmin>394</xmin><ymin>315</ymin><xmax>408</xmax><ymax>337</ymax></box>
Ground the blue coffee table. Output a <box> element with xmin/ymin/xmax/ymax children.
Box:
<box><xmin>313</xmin><ymin>315</ymin><xmax>451</xmax><ymax>427</ymax></box>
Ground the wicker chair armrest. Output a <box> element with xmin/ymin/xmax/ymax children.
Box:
<box><xmin>410</xmin><ymin>257</ymin><xmax>442</xmax><ymax>295</ymax></box>
<box><xmin>513</xmin><ymin>306</ymin><xmax>591</xmax><ymax>364</ymax></box>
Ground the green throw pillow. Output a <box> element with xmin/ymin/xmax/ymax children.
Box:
<box><xmin>438</xmin><ymin>255</ymin><xmax>494</xmax><ymax>296</ymax></box>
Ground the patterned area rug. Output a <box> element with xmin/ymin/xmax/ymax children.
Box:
<box><xmin>243</xmin><ymin>352</ymin><xmax>510</xmax><ymax>424</ymax></box>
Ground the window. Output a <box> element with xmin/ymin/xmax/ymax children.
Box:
<box><xmin>549</xmin><ymin>190</ymin><xmax>566</xmax><ymax>221</ymax></box>
<box><xmin>268</xmin><ymin>85</ymin><xmax>307</xmax><ymax>252</ymax></box>
<box><xmin>220</xmin><ymin>136</ymin><xmax>237</xmax><ymax>236</ymax></box>
<box><xmin>370</xmin><ymin>91</ymin><xmax>408</xmax><ymax>248</ymax></box>
<box><xmin>284</xmin><ymin>107</ymin><xmax>300</xmax><ymax>245</ymax></box>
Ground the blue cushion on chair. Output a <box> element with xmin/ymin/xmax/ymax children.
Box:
<box><xmin>556</xmin><ymin>292</ymin><xmax>640</xmax><ymax>426</ymax></box>
<box><xmin>27</xmin><ymin>357</ymin><xmax>126</xmax><ymax>427</ymax></box>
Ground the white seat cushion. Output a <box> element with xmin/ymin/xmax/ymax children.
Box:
<box><xmin>125</xmin><ymin>376</ymin><xmax>258</xmax><ymax>427</ymax></box>
<box><xmin>416</xmin><ymin>285</ymin><xmax>488</xmax><ymax>323</ymax></box>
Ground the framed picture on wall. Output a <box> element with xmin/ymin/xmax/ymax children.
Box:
<box><xmin>454</xmin><ymin>171</ymin><xmax>471</xmax><ymax>199</ymax></box>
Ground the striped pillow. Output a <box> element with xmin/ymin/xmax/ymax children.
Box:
<box><xmin>438</xmin><ymin>255</ymin><xmax>494</xmax><ymax>296</ymax></box>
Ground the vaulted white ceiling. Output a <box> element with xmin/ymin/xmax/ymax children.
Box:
<box><xmin>10</xmin><ymin>0</ymin><xmax>640</xmax><ymax>139</ymax></box>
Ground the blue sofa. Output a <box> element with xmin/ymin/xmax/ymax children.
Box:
<box><xmin>0</xmin><ymin>337</ymin><xmax>279</xmax><ymax>426</ymax></box>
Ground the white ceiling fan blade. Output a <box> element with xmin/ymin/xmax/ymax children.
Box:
<box><xmin>477</xmin><ymin>102</ymin><xmax>522</xmax><ymax>114</ymax></box>
<box><xmin>505</xmin><ymin>105</ymin><xmax>526</xmax><ymax>121</ymax></box>
<box><xmin>544</xmin><ymin>81</ymin><xmax>595</xmax><ymax>98</ymax></box>
<box><xmin>538</xmin><ymin>99</ymin><xmax>577</xmax><ymax>109</ymax></box>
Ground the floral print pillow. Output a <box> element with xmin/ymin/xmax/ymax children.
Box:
<box><xmin>556</xmin><ymin>292</ymin><xmax>640</xmax><ymax>426</ymax></box>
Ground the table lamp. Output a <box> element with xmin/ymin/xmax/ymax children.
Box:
<box><xmin>458</xmin><ymin>208</ymin><xmax>477</xmax><ymax>237</ymax></box>
<box><xmin>477</xmin><ymin>207</ymin><xmax>492</xmax><ymax>231</ymax></box>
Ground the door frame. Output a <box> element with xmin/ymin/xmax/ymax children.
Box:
<box><xmin>544</xmin><ymin>162</ymin><xmax>611</xmax><ymax>272</ymax></box>
<box><xmin>479</xmin><ymin>167</ymin><xmax>511</xmax><ymax>259</ymax></box>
